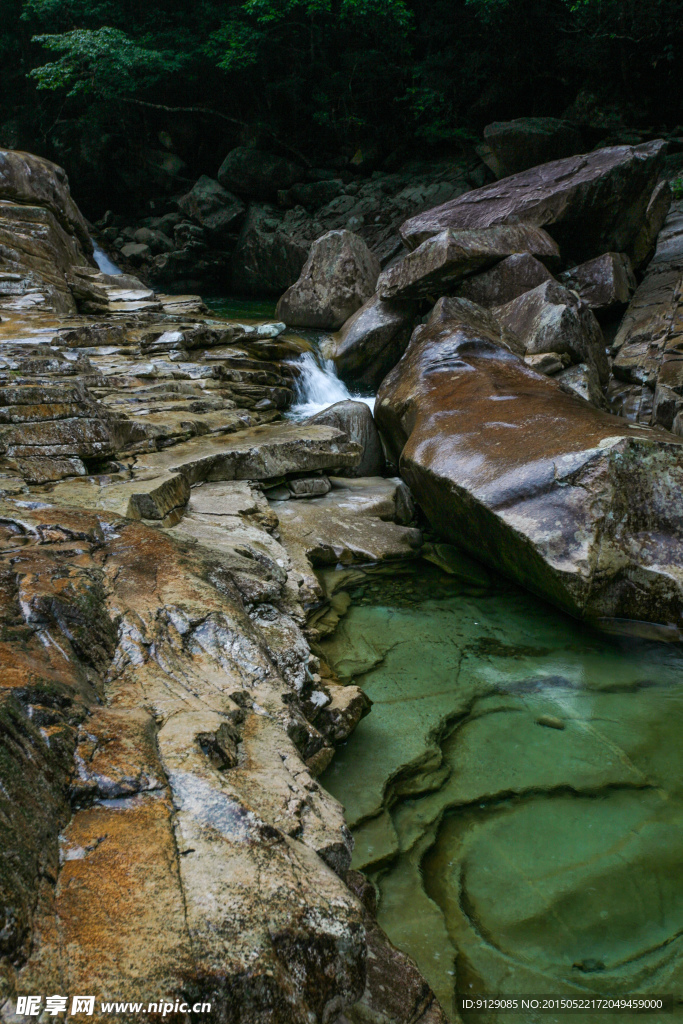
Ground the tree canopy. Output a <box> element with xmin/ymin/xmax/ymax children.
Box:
<box><xmin>1</xmin><ymin>0</ymin><xmax>680</xmax><ymax>212</ymax></box>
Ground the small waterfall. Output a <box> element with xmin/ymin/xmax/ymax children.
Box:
<box><xmin>92</xmin><ymin>242</ymin><xmax>123</xmax><ymax>276</ymax></box>
<box><xmin>288</xmin><ymin>351</ymin><xmax>375</xmax><ymax>419</ymax></box>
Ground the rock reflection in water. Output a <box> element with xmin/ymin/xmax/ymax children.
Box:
<box><xmin>319</xmin><ymin>560</ymin><xmax>683</xmax><ymax>1023</ymax></box>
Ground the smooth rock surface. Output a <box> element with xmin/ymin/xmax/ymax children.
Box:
<box><xmin>277</xmin><ymin>230</ymin><xmax>381</xmax><ymax>330</ymax></box>
<box><xmin>400</xmin><ymin>142</ymin><xmax>666</xmax><ymax>265</ymax></box>
<box><xmin>375</xmin><ymin>297</ymin><xmax>683</xmax><ymax>633</ymax></box>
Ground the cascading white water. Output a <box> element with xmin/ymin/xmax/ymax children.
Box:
<box><xmin>288</xmin><ymin>351</ymin><xmax>375</xmax><ymax>420</ymax></box>
<box><xmin>92</xmin><ymin>242</ymin><xmax>123</xmax><ymax>276</ymax></box>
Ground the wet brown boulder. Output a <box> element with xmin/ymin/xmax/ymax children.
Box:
<box><xmin>559</xmin><ymin>252</ymin><xmax>636</xmax><ymax>316</ymax></box>
<box><xmin>375</xmin><ymin>296</ymin><xmax>683</xmax><ymax>635</ymax></box>
<box><xmin>454</xmin><ymin>252</ymin><xmax>554</xmax><ymax>307</ymax></box>
<box><xmin>277</xmin><ymin>229</ymin><xmax>380</xmax><ymax>330</ymax></box>
<box><xmin>0</xmin><ymin>149</ymin><xmax>93</xmax><ymax>256</ymax></box>
<box><xmin>400</xmin><ymin>142</ymin><xmax>666</xmax><ymax>266</ymax></box>
<box><xmin>377</xmin><ymin>225</ymin><xmax>559</xmax><ymax>300</ymax></box>
<box><xmin>327</xmin><ymin>293</ymin><xmax>416</xmax><ymax>389</ymax></box>
<box><xmin>493</xmin><ymin>279</ymin><xmax>608</xmax><ymax>384</ymax></box>
<box><xmin>482</xmin><ymin>117</ymin><xmax>583</xmax><ymax>179</ymax></box>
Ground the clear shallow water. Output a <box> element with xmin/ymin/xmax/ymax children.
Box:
<box><xmin>319</xmin><ymin>560</ymin><xmax>683</xmax><ymax>1023</ymax></box>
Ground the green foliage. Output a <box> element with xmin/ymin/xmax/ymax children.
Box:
<box><xmin>29</xmin><ymin>26</ymin><xmax>181</xmax><ymax>97</ymax></box>
<box><xmin>0</xmin><ymin>0</ymin><xmax>679</xmax><ymax>214</ymax></box>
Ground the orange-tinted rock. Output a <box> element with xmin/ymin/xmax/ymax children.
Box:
<box><xmin>375</xmin><ymin>297</ymin><xmax>683</xmax><ymax>633</ymax></box>
<box><xmin>0</xmin><ymin>504</ymin><xmax>367</xmax><ymax>1020</ymax></box>
<box><xmin>400</xmin><ymin>142</ymin><xmax>666</xmax><ymax>266</ymax></box>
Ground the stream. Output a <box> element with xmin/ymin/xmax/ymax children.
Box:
<box><xmin>318</xmin><ymin>558</ymin><xmax>683</xmax><ymax>1023</ymax></box>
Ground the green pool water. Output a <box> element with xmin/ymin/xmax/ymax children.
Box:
<box><xmin>202</xmin><ymin>296</ymin><xmax>278</xmax><ymax>320</ymax></box>
<box><xmin>319</xmin><ymin>560</ymin><xmax>683</xmax><ymax>1023</ymax></box>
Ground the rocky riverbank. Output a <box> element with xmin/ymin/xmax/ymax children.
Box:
<box><xmin>0</xmin><ymin>149</ymin><xmax>444</xmax><ymax>1024</ymax></box>
<box><xmin>1</xmin><ymin>121</ymin><xmax>683</xmax><ymax>1023</ymax></box>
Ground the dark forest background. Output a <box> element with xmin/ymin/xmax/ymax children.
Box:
<box><xmin>2</xmin><ymin>0</ymin><xmax>681</xmax><ymax>217</ymax></box>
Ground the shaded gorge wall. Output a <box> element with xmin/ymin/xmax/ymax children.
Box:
<box><xmin>318</xmin><ymin>558</ymin><xmax>683</xmax><ymax>1023</ymax></box>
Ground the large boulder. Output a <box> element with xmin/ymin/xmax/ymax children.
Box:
<box><xmin>454</xmin><ymin>252</ymin><xmax>554</xmax><ymax>307</ymax></box>
<box><xmin>276</xmin><ymin>230</ymin><xmax>380</xmax><ymax>330</ymax></box>
<box><xmin>0</xmin><ymin>149</ymin><xmax>93</xmax><ymax>256</ymax></box>
<box><xmin>231</xmin><ymin>204</ymin><xmax>310</xmax><ymax>295</ymax></box>
<box><xmin>327</xmin><ymin>293</ymin><xmax>416</xmax><ymax>389</ymax></box>
<box><xmin>400</xmin><ymin>142</ymin><xmax>666</xmax><ymax>266</ymax></box>
<box><xmin>0</xmin><ymin>201</ymin><xmax>87</xmax><ymax>315</ymax></box>
<box><xmin>481</xmin><ymin>117</ymin><xmax>583</xmax><ymax>179</ymax></box>
<box><xmin>378</xmin><ymin>225</ymin><xmax>559</xmax><ymax>300</ymax></box>
<box><xmin>218</xmin><ymin>145</ymin><xmax>304</xmax><ymax>198</ymax></box>
<box><xmin>493</xmin><ymin>279</ymin><xmax>608</xmax><ymax>384</ymax></box>
<box><xmin>559</xmin><ymin>252</ymin><xmax>636</xmax><ymax>317</ymax></box>
<box><xmin>308</xmin><ymin>400</ymin><xmax>384</xmax><ymax>477</ymax></box>
<box><xmin>612</xmin><ymin>200</ymin><xmax>683</xmax><ymax>431</ymax></box>
<box><xmin>375</xmin><ymin>296</ymin><xmax>683</xmax><ymax>634</ymax></box>
<box><xmin>176</xmin><ymin>176</ymin><xmax>245</xmax><ymax>243</ymax></box>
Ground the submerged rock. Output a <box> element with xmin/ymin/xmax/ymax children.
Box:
<box><xmin>375</xmin><ymin>296</ymin><xmax>683</xmax><ymax>634</ymax></box>
<box><xmin>400</xmin><ymin>142</ymin><xmax>666</xmax><ymax>265</ymax></box>
<box><xmin>277</xmin><ymin>229</ymin><xmax>380</xmax><ymax>330</ymax></box>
